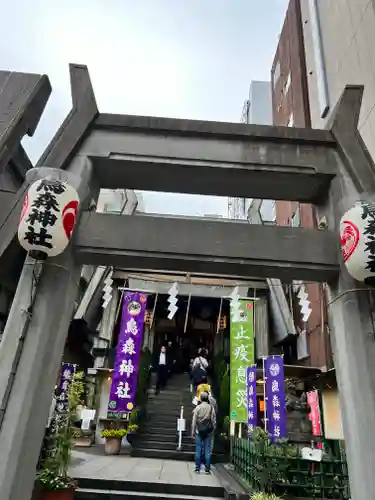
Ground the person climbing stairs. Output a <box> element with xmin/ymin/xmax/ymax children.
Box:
<box><xmin>131</xmin><ymin>374</ymin><xmax>226</xmax><ymax>463</ymax></box>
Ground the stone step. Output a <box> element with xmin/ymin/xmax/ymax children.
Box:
<box><xmin>146</xmin><ymin>407</ymin><xmax>193</xmax><ymax>416</ymax></box>
<box><xmin>131</xmin><ymin>448</ymin><xmax>195</xmax><ymax>462</ymax></box>
<box><xmin>130</xmin><ymin>448</ymin><xmax>228</xmax><ymax>463</ymax></box>
<box><xmin>132</xmin><ymin>440</ymin><xmax>196</xmax><ymax>452</ymax></box>
<box><xmin>75</xmin><ymin>478</ymin><xmax>224</xmax><ymax>499</ymax></box>
<box><xmin>147</xmin><ymin>412</ymin><xmax>192</xmax><ymax>423</ymax></box>
<box><xmin>76</xmin><ymin>488</ymin><xmax>223</xmax><ymax>500</ymax></box>
<box><xmin>137</xmin><ymin>432</ymin><xmax>191</xmax><ymax>443</ymax></box>
<box><xmin>140</xmin><ymin>424</ymin><xmax>181</xmax><ymax>433</ymax></box>
<box><xmin>148</xmin><ymin>389</ymin><xmax>192</xmax><ymax>397</ymax></box>
<box><xmin>146</xmin><ymin>418</ymin><xmax>192</xmax><ymax>427</ymax></box>
<box><xmin>147</xmin><ymin>399</ymin><xmax>193</xmax><ymax>407</ymax></box>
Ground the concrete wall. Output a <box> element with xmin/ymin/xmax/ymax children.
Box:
<box><xmin>301</xmin><ymin>0</ymin><xmax>375</xmax><ymax>158</ymax></box>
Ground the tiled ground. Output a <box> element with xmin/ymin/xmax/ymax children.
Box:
<box><xmin>69</xmin><ymin>449</ymin><xmax>222</xmax><ymax>488</ymax></box>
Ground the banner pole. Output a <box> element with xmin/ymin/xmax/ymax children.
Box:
<box><xmin>216</xmin><ymin>297</ymin><xmax>223</xmax><ymax>335</ymax></box>
<box><xmin>263</xmin><ymin>356</ymin><xmax>267</xmax><ymax>434</ymax></box>
<box><xmin>183</xmin><ymin>294</ymin><xmax>191</xmax><ymax>334</ymax></box>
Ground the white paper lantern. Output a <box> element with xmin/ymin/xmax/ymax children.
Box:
<box><xmin>340</xmin><ymin>201</ymin><xmax>375</xmax><ymax>283</ymax></box>
<box><xmin>18</xmin><ymin>178</ymin><xmax>80</xmax><ymax>257</ymax></box>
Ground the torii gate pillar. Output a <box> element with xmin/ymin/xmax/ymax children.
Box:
<box><xmin>318</xmin><ymin>86</ymin><xmax>375</xmax><ymax>499</ymax></box>
<box><xmin>0</xmin><ymin>161</ymin><xmax>94</xmax><ymax>500</ymax></box>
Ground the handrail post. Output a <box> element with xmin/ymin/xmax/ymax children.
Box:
<box><xmin>177</xmin><ymin>405</ymin><xmax>184</xmax><ymax>451</ymax></box>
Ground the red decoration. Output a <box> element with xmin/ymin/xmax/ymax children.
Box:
<box><xmin>20</xmin><ymin>192</ymin><xmax>29</xmax><ymax>221</ymax></box>
<box><xmin>62</xmin><ymin>200</ymin><xmax>79</xmax><ymax>239</ymax></box>
<box><xmin>341</xmin><ymin>220</ymin><xmax>359</xmax><ymax>262</ymax></box>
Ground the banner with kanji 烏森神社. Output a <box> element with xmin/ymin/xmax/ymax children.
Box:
<box><xmin>264</xmin><ymin>355</ymin><xmax>286</xmax><ymax>440</ymax></box>
<box><xmin>247</xmin><ymin>365</ymin><xmax>257</xmax><ymax>436</ymax></box>
<box><xmin>230</xmin><ymin>300</ymin><xmax>255</xmax><ymax>423</ymax></box>
<box><xmin>107</xmin><ymin>291</ymin><xmax>147</xmax><ymax>416</ymax></box>
<box><xmin>56</xmin><ymin>363</ymin><xmax>77</xmax><ymax>412</ymax></box>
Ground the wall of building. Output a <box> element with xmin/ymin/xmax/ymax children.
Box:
<box><xmin>271</xmin><ymin>0</ymin><xmax>311</xmax><ymax>129</ymax></box>
<box><xmin>229</xmin><ymin>80</ymin><xmax>274</xmax><ymax>221</ymax></box>
<box><xmin>249</xmin><ymin>81</ymin><xmax>273</xmax><ymax>125</ymax></box>
<box><xmin>301</xmin><ymin>0</ymin><xmax>375</xmax><ymax>162</ymax></box>
<box><xmin>270</xmin><ymin>0</ymin><xmax>332</xmax><ymax>370</ymax></box>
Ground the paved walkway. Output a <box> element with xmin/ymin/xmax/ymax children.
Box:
<box><xmin>69</xmin><ymin>449</ymin><xmax>222</xmax><ymax>488</ymax></box>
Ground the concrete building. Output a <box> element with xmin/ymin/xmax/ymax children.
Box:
<box><xmin>301</xmin><ymin>0</ymin><xmax>375</xmax><ymax>161</ymax></box>
<box><xmin>287</xmin><ymin>0</ymin><xmax>375</xmax><ymax>445</ymax></box>
<box><xmin>228</xmin><ymin>80</ymin><xmax>274</xmax><ymax>221</ymax></box>
<box><xmin>247</xmin><ymin>81</ymin><xmax>273</xmax><ymax>125</ymax></box>
<box><xmin>270</xmin><ymin>0</ymin><xmax>333</xmax><ymax>371</ymax></box>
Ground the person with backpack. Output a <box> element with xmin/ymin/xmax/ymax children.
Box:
<box><xmin>191</xmin><ymin>391</ymin><xmax>216</xmax><ymax>474</ymax></box>
<box><xmin>191</xmin><ymin>349</ymin><xmax>208</xmax><ymax>390</ymax></box>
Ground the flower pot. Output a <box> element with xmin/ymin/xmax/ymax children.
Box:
<box><xmin>41</xmin><ymin>489</ymin><xmax>74</xmax><ymax>500</ymax></box>
<box><xmin>104</xmin><ymin>437</ymin><xmax>122</xmax><ymax>455</ymax></box>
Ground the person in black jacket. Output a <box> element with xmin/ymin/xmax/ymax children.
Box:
<box><xmin>154</xmin><ymin>345</ymin><xmax>169</xmax><ymax>394</ymax></box>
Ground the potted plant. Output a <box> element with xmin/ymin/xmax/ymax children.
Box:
<box><xmin>126</xmin><ymin>424</ymin><xmax>139</xmax><ymax>445</ymax></box>
<box><xmin>37</xmin><ymin>469</ymin><xmax>76</xmax><ymax>500</ymax></box>
<box><xmin>37</xmin><ymin>371</ymin><xmax>85</xmax><ymax>500</ymax></box>
<box><xmin>101</xmin><ymin>428</ymin><xmax>127</xmax><ymax>455</ymax></box>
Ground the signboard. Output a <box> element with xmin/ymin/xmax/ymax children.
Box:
<box><xmin>177</xmin><ymin>419</ymin><xmax>186</xmax><ymax>432</ymax></box>
<box><xmin>107</xmin><ymin>291</ymin><xmax>147</xmax><ymax>416</ymax></box>
<box><xmin>56</xmin><ymin>363</ymin><xmax>76</xmax><ymax>412</ymax></box>
<box><xmin>230</xmin><ymin>300</ymin><xmax>255</xmax><ymax>422</ymax></box>
<box><xmin>247</xmin><ymin>366</ymin><xmax>258</xmax><ymax>435</ymax></box>
<box><xmin>264</xmin><ymin>356</ymin><xmax>287</xmax><ymax>439</ymax></box>
<box><xmin>307</xmin><ymin>390</ymin><xmax>322</xmax><ymax>436</ymax></box>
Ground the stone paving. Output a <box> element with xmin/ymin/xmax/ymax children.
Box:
<box><xmin>69</xmin><ymin>449</ymin><xmax>222</xmax><ymax>488</ymax></box>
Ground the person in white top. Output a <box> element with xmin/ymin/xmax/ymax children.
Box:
<box><xmin>155</xmin><ymin>345</ymin><xmax>168</xmax><ymax>394</ymax></box>
<box><xmin>191</xmin><ymin>349</ymin><xmax>209</xmax><ymax>390</ymax></box>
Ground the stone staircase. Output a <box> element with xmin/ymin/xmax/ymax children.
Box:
<box><xmin>131</xmin><ymin>374</ymin><xmax>227</xmax><ymax>463</ymax></box>
<box><xmin>75</xmin><ymin>477</ymin><xmax>226</xmax><ymax>500</ymax></box>
<box><xmin>131</xmin><ymin>374</ymin><xmax>196</xmax><ymax>461</ymax></box>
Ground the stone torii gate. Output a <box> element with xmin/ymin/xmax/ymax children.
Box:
<box><xmin>0</xmin><ymin>64</ymin><xmax>374</xmax><ymax>499</ymax></box>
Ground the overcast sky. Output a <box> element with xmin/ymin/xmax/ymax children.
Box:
<box><xmin>3</xmin><ymin>0</ymin><xmax>287</xmax><ymax>216</ymax></box>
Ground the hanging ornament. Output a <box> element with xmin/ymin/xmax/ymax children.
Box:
<box><xmin>18</xmin><ymin>178</ymin><xmax>80</xmax><ymax>258</ymax></box>
<box><xmin>229</xmin><ymin>286</ymin><xmax>241</xmax><ymax>322</ymax></box>
<box><xmin>294</xmin><ymin>282</ymin><xmax>312</xmax><ymax>324</ymax></box>
<box><xmin>167</xmin><ymin>282</ymin><xmax>179</xmax><ymax>320</ymax></box>
<box><xmin>102</xmin><ymin>271</ymin><xmax>113</xmax><ymax>309</ymax></box>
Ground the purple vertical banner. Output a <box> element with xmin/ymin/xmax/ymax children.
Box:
<box><xmin>56</xmin><ymin>363</ymin><xmax>76</xmax><ymax>412</ymax></box>
<box><xmin>264</xmin><ymin>356</ymin><xmax>286</xmax><ymax>440</ymax></box>
<box><xmin>247</xmin><ymin>366</ymin><xmax>257</xmax><ymax>436</ymax></box>
<box><xmin>108</xmin><ymin>291</ymin><xmax>147</xmax><ymax>416</ymax></box>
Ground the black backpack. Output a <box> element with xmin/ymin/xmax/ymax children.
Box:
<box><xmin>197</xmin><ymin>405</ymin><xmax>214</xmax><ymax>439</ymax></box>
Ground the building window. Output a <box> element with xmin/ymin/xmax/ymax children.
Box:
<box><xmin>291</xmin><ymin>205</ymin><xmax>300</xmax><ymax>227</ymax></box>
<box><xmin>297</xmin><ymin>329</ymin><xmax>309</xmax><ymax>360</ymax></box>
<box><xmin>284</xmin><ymin>72</ymin><xmax>291</xmax><ymax>94</ymax></box>
<box><xmin>260</xmin><ymin>199</ymin><xmax>276</xmax><ymax>223</ymax></box>
<box><xmin>273</xmin><ymin>61</ymin><xmax>281</xmax><ymax>88</ymax></box>
<box><xmin>287</xmin><ymin>112</ymin><xmax>294</xmax><ymax>127</ymax></box>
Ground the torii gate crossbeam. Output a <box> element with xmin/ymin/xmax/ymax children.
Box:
<box><xmin>75</xmin><ymin>212</ymin><xmax>339</xmax><ymax>282</ymax></box>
